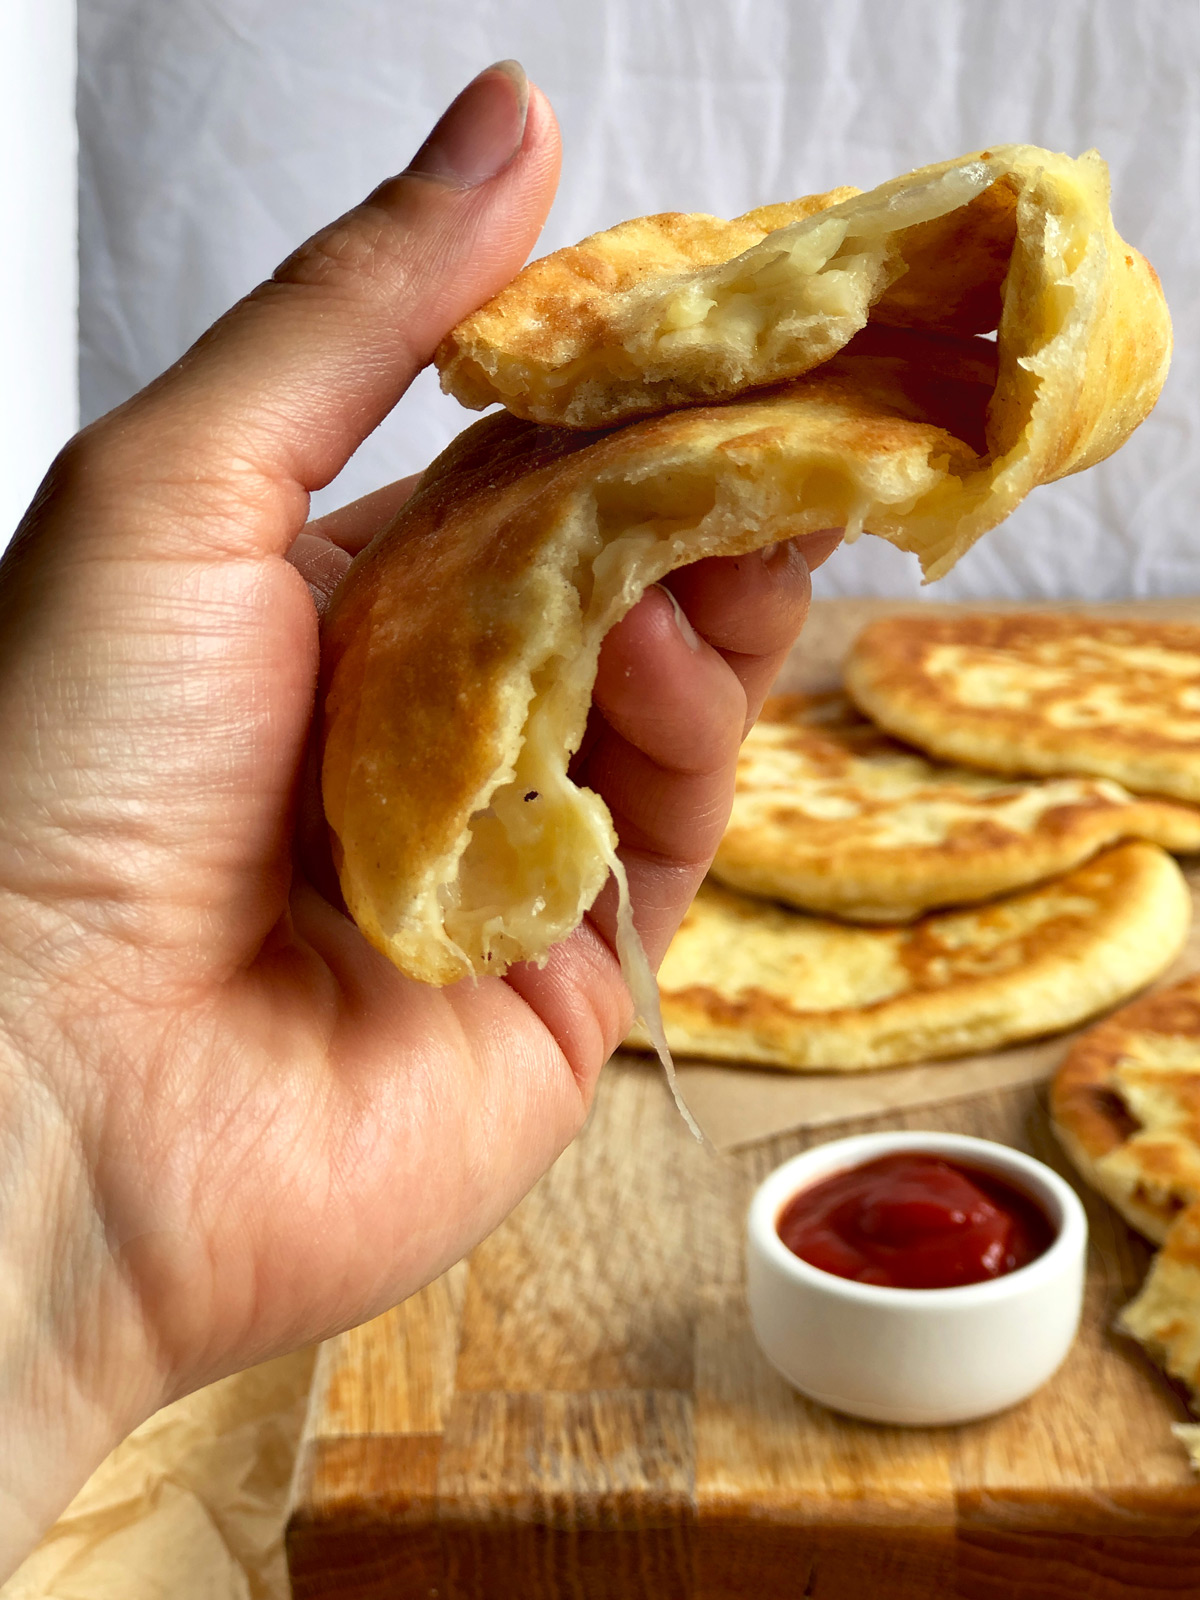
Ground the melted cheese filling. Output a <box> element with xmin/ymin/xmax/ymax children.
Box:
<box><xmin>430</xmin><ymin>418</ymin><xmax>957</xmax><ymax>1119</ymax></box>
<box><xmin>490</xmin><ymin>161</ymin><xmax>1002</xmax><ymax>415</ymax></box>
<box><xmin>642</xmin><ymin>216</ymin><xmax>881</xmax><ymax>367</ymax></box>
<box><xmin>603</xmin><ymin>838</ymin><xmax>704</xmax><ymax>1142</ymax></box>
<box><xmin>437</xmin><ymin>630</ymin><xmax>702</xmax><ymax>1137</ymax></box>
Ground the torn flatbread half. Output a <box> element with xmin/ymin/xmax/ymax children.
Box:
<box><xmin>437</xmin><ymin>145</ymin><xmax>1169</xmax><ymax>462</ymax></box>
<box><xmin>1120</xmin><ymin>1200</ymin><xmax>1200</xmax><ymax>1414</ymax></box>
<box><xmin>324</xmin><ymin>146</ymin><xmax>1170</xmax><ymax>989</ymax></box>
<box><xmin>1051</xmin><ymin>974</ymin><xmax>1200</xmax><ymax>1245</ymax></box>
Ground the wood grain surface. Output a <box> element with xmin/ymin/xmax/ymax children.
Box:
<box><xmin>287</xmin><ymin>601</ymin><xmax>1200</xmax><ymax>1599</ymax></box>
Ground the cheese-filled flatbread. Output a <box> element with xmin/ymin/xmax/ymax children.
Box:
<box><xmin>847</xmin><ymin>614</ymin><xmax>1200</xmax><ymax>803</ymax></box>
<box><xmin>323</xmin><ymin>146</ymin><xmax>1170</xmax><ymax>990</ymax></box>
<box><xmin>712</xmin><ymin>691</ymin><xmax>1200</xmax><ymax>921</ymax></box>
<box><xmin>437</xmin><ymin>144</ymin><xmax>1169</xmax><ymax>453</ymax></box>
<box><xmin>1051</xmin><ymin>974</ymin><xmax>1200</xmax><ymax>1245</ymax></box>
<box><xmin>626</xmin><ymin>843</ymin><xmax>1189</xmax><ymax>1072</ymax></box>
<box><xmin>322</xmin><ymin>366</ymin><xmax>985</xmax><ymax>987</ymax></box>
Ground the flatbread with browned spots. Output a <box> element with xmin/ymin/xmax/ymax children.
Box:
<box><xmin>1051</xmin><ymin>974</ymin><xmax>1200</xmax><ymax>1244</ymax></box>
<box><xmin>437</xmin><ymin>144</ymin><xmax>1169</xmax><ymax>463</ymax></box>
<box><xmin>846</xmin><ymin>614</ymin><xmax>1200</xmax><ymax>803</ymax></box>
<box><xmin>1119</xmin><ymin>1201</ymin><xmax>1200</xmax><ymax>1415</ymax></box>
<box><xmin>712</xmin><ymin>691</ymin><xmax>1200</xmax><ymax>921</ymax></box>
<box><xmin>627</xmin><ymin>842</ymin><xmax>1189</xmax><ymax>1072</ymax></box>
<box><xmin>324</xmin><ymin>146</ymin><xmax>1171</xmax><ymax>991</ymax></box>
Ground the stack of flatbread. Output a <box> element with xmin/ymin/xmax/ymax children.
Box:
<box><xmin>638</xmin><ymin>612</ymin><xmax>1200</xmax><ymax>1071</ymax></box>
<box><xmin>860</xmin><ymin>608</ymin><xmax>1200</xmax><ymax>1426</ymax></box>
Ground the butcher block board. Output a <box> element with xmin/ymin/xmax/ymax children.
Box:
<box><xmin>287</xmin><ymin>599</ymin><xmax>1200</xmax><ymax>1600</ymax></box>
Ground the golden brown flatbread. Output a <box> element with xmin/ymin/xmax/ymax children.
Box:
<box><xmin>1051</xmin><ymin>974</ymin><xmax>1200</xmax><ymax>1245</ymax></box>
<box><xmin>846</xmin><ymin>614</ymin><xmax>1200</xmax><ymax>803</ymax></box>
<box><xmin>322</xmin><ymin>369</ymin><xmax>990</xmax><ymax>986</ymax></box>
<box><xmin>627</xmin><ymin>843</ymin><xmax>1189</xmax><ymax>1071</ymax></box>
<box><xmin>1118</xmin><ymin>1201</ymin><xmax>1200</xmax><ymax>1412</ymax></box>
<box><xmin>712</xmin><ymin>691</ymin><xmax>1200</xmax><ymax>920</ymax></box>
<box><xmin>324</xmin><ymin>147</ymin><xmax>1171</xmax><ymax>989</ymax></box>
<box><xmin>1053</xmin><ymin>972</ymin><xmax>1200</xmax><ymax>1424</ymax></box>
<box><xmin>437</xmin><ymin>146</ymin><xmax>1168</xmax><ymax>448</ymax></box>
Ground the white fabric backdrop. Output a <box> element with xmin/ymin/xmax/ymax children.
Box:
<box><xmin>1</xmin><ymin>0</ymin><xmax>77</xmax><ymax>545</ymax></box>
<box><xmin>78</xmin><ymin>0</ymin><xmax>1200</xmax><ymax>600</ymax></box>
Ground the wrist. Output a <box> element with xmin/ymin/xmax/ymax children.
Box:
<box><xmin>0</xmin><ymin>1010</ymin><xmax>165</xmax><ymax>1581</ymax></box>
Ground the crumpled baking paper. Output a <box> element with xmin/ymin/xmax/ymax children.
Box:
<box><xmin>1</xmin><ymin>1349</ymin><xmax>315</xmax><ymax>1600</ymax></box>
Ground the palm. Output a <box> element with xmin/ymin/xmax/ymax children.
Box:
<box><xmin>0</xmin><ymin>515</ymin><xmax>599</xmax><ymax>1391</ymax></box>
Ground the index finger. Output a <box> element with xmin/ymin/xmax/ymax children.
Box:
<box><xmin>664</xmin><ymin>529</ymin><xmax>843</xmax><ymax>729</ymax></box>
<box><xmin>66</xmin><ymin>66</ymin><xmax>561</xmax><ymax>565</ymax></box>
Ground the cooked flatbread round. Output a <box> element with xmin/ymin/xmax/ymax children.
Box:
<box><xmin>712</xmin><ymin>691</ymin><xmax>1200</xmax><ymax>921</ymax></box>
<box><xmin>1051</xmin><ymin>975</ymin><xmax>1200</xmax><ymax>1245</ymax></box>
<box><xmin>847</xmin><ymin>614</ymin><xmax>1200</xmax><ymax>803</ymax></box>
<box><xmin>1118</xmin><ymin>1200</ymin><xmax>1200</xmax><ymax>1410</ymax></box>
<box><xmin>627</xmin><ymin>842</ymin><xmax>1189</xmax><ymax>1071</ymax></box>
<box><xmin>437</xmin><ymin>144</ymin><xmax>1169</xmax><ymax>450</ymax></box>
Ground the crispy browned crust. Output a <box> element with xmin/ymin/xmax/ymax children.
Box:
<box><xmin>846</xmin><ymin>613</ymin><xmax>1200</xmax><ymax>802</ymax></box>
<box><xmin>322</xmin><ymin>360</ymin><xmax>988</xmax><ymax>983</ymax></box>
<box><xmin>630</xmin><ymin>843</ymin><xmax>1190</xmax><ymax>1071</ymax></box>
<box><xmin>1051</xmin><ymin>975</ymin><xmax>1200</xmax><ymax>1242</ymax></box>
<box><xmin>437</xmin><ymin>145</ymin><xmax>1170</xmax><ymax>469</ymax></box>
<box><xmin>711</xmin><ymin>691</ymin><xmax>1200</xmax><ymax>920</ymax></box>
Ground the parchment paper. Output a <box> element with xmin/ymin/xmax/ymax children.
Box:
<box><xmin>0</xmin><ymin>1349</ymin><xmax>315</xmax><ymax>1600</ymax></box>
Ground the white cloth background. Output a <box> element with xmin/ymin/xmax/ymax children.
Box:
<box><xmin>78</xmin><ymin>0</ymin><xmax>1200</xmax><ymax>600</ymax></box>
<box><xmin>1</xmin><ymin>0</ymin><xmax>77</xmax><ymax>545</ymax></box>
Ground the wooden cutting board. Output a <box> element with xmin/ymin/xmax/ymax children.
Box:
<box><xmin>286</xmin><ymin>600</ymin><xmax>1200</xmax><ymax>1599</ymax></box>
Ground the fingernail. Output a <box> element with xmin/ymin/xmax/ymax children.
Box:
<box><xmin>404</xmin><ymin>60</ymin><xmax>529</xmax><ymax>189</ymax></box>
<box><xmin>655</xmin><ymin>583</ymin><xmax>701</xmax><ymax>651</ymax></box>
<box><xmin>758</xmin><ymin>540</ymin><xmax>782</xmax><ymax>563</ymax></box>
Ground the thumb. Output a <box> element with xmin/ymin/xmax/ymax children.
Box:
<box><xmin>64</xmin><ymin>61</ymin><xmax>561</xmax><ymax>561</ymax></box>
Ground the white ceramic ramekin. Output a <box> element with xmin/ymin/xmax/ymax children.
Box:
<box><xmin>746</xmin><ymin>1130</ymin><xmax>1088</xmax><ymax>1426</ymax></box>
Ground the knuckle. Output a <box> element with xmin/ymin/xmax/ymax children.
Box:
<box><xmin>271</xmin><ymin>201</ymin><xmax>409</xmax><ymax>296</ymax></box>
<box><xmin>22</xmin><ymin>424</ymin><xmax>117</xmax><ymax>519</ymax></box>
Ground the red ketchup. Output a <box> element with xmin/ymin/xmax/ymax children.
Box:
<box><xmin>776</xmin><ymin>1152</ymin><xmax>1054</xmax><ymax>1290</ymax></box>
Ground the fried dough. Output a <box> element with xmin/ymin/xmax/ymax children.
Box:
<box><xmin>325</xmin><ymin>147</ymin><xmax>1171</xmax><ymax>988</ymax></box>
<box><xmin>1054</xmin><ymin>982</ymin><xmax>1200</xmax><ymax>1423</ymax></box>
<box><xmin>712</xmin><ymin>691</ymin><xmax>1200</xmax><ymax>921</ymax></box>
<box><xmin>847</xmin><ymin>614</ymin><xmax>1200</xmax><ymax>803</ymax></box>
<box><xmin>626</xmin><ymin>843</ymin><xmax>1189</xmax><ymax>1072</ymax></box>
<box><xmin>1119</xmin><ymin>1201</ymin><xmax>1200</xmax><ymax>1411</ymax></box>
<box><xmin>323</xmin><ymin>370</ymin><xmax>997</xmax><ymax>985</ymax></box>
<box><xmin>437</xmin><ymin>147</ymin><xmax>1168</xmax><ymax>447</ymax></box>
<box><xmin>1051</xmin><ymin>974</ymin><xmax>1200</xmax><ymax>1244</ymax></box>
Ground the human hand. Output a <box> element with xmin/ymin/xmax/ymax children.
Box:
<box><xmin>0</xmin><ymin>62</ymin><xmax>838</xmax><ymax>1572</ymax></box>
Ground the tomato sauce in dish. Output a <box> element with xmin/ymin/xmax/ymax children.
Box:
<box><xmin>776</xmin><ymin>1152</ymin><xmax>1055</xmax><ymax>1290</ymax></box>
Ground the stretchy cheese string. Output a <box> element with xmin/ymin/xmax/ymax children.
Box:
<box><xmin>598</xmin><ymin>834</ymin><xmax>705</xmax><ymax>1143</ymax></box>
